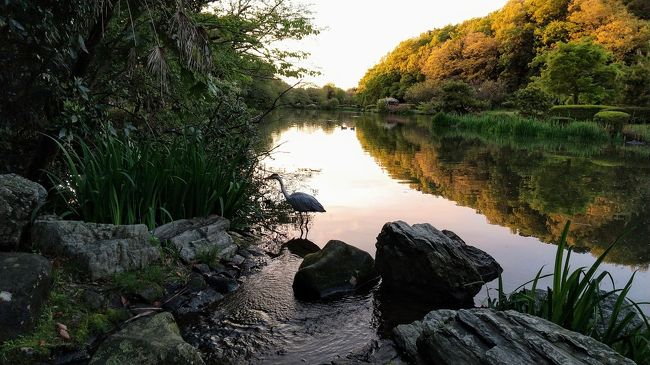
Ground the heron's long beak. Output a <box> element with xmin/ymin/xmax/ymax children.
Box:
<box><xmin>264</xmin><ymin>175</ymin><xmax>274</xmax><ymax>180</ymax></box>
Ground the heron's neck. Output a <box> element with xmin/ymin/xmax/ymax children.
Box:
<box><xmin>276</xmin><ymin>178</ymin><xmax>290</xmax><ymax>200</ymax></box>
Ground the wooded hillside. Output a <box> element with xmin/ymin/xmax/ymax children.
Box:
<box><xmin>357</xmin><ymin>0</ymin><xmax>650</xmax><ymax>106</ymax></box>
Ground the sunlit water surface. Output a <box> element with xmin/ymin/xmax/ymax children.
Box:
<box><xmin>184</xmin><ymin>110</ymin><xmax>650</xmax><ymax>364</ymax></box>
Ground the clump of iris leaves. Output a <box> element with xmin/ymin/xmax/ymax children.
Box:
<box><xmin>487</xmin><ymin>221</ymin><xmax>649</xmax><ymax>364</ymax></box>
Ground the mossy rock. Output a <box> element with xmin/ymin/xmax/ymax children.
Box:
<box><xmin>292</xmin><ymin>240</ymin><xmax>377</xmax><ymax>300</ymax></box>
<box><xmin>89</xmin><ymin>312</ymin><xmax>204</xmax><ymax>365</ymax></box>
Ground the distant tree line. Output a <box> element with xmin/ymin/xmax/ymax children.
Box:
<box><xmin>355</xmin><ymin>0</ymin><xmax>650</xmax><ymax>110</ymax></box>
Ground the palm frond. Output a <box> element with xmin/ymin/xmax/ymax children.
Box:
<box><xmin>147</xmin><ymin>46</ymin><xmax>170</xmax><ymax>91</ymax></box>
<box><xmin>172</xmin><ymin>8</ymin><xmax>212</xmax><ymax>73</ymax></box>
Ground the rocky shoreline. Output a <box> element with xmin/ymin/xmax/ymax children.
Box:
<box><xmin>0</xmin><ymin>173</ymin><xmax>269</xmax><ymax>364</ymax></box>
<box><xmin>1</xmin><ymin>173</ymin><xmax>640</xmax><ymax>364</ymax></box>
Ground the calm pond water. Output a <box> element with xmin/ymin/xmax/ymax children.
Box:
<box><xmin>185</xmin><ymin>110</ymin><xmax>650</xmax><ymax>364</ymax></box>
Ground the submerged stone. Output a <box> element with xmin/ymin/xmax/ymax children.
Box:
<box><xmin>282</xmin><ymin>238</ymin><xmax>321</xmax><ymax>257</ymax></box>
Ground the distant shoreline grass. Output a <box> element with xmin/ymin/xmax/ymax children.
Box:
<box><xmin>430</xmin><ymin>112</ymin><xmax>611</xmax><ymax>142</ymax></box>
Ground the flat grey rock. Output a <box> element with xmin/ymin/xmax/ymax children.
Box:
<box><xmin>153</xmin><ymin>216</ymin><xmax>235</xmax><ymax>263</ymax></box>
<box><xmin>393</xmin><ymin>308</ymin><xmax>636</xmax><ymax>365</ymax></box>
<box><xmin>31</xmin><ymin>219</ymin><xmax>160</xmax><ymax>280</ymax></box>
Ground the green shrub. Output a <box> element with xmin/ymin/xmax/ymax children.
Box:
<box><xmin>417</xmin><ymin>101</ymin><xmax>438</xmax><ymax>114</ymax></box>
<box><xmin>50</xmin><ymin>130</ymin><xmax>254</xmax><ymax>228</ymax></box>
<box><xmin>376</xmin><ymin>99</ymin><xmax>390</xmax><ymax>113</ymax></box>
<box><xmin>608</xmin><ymin>107</ymin><xmax>650</xmax><ymax>124</ymax></box>
<box><xmin>324</xmin><ymin>98</ymin><xmax>340</xmax><ymax>110</ymax></box>
<box><xmin>623</xmin><ymin>124</ymin><xmax>650</xmax><ymax>142</ymax></box>
<box><xmin>594</xmin><ymin>111</ymin><xmax>630</xmax><ymax>135</ymax></box>
<box><xmin>550</xmin><ymin>105</ymin><xmax>613</xmax><ymax>120</ymax></box>
<box><xmin>404</xmin><ymin>80</ymin><xmax>439</xmax><ymax>103</ymax></box>
<box><xmin>435</xmin><ymin>80</ymin><xmax>478</xmax><ymax>114</ymax></box>
<box><xmin>515</xmin><ymin>85</ymin><xmax>554</xmax><ymax>118</ymax></box>
<box><xmin>195</xmin><ymin>245</ymin><xmax>223</xmax><ymax>267</ymax></box>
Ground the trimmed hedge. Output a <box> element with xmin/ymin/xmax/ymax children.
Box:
<box><xmin>550</xmin><ymin>105</ymin><xmax>650</xmax><ymax>124</ymax></box>
<box><xmin>594</xmin><ymin>111</ymin><xmax>629</xmax><ymax>134</ymax></box>
<box><xmin>550</xmin><ymin>105</ymin><xmax>612</xmax><ymax>120</ymax></box>
<box><xmin>607</xmin><ymin>107</ymin><xmax>650</xmax><ymax>124</ymax></box>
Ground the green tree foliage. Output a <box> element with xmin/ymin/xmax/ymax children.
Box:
<box><xmin>535</xmin><ymin>39</ymin><xmax>619</xmax><ymax>104</ymax></box>
<box><xmin>280</xmin><ymin>83</ymin><xmax>355</xmax><ymax>109</ymax></box>
<box><xmin>356</xmin><ymin>0</ymin><xmax>649</xmax><ymax>106</ymax></box>
<box><xmin>404</xmin><ymin>80</ymin><xmax>439</xmax><ymax>103</ymax></box>
<box><xmin>0</xmin><ymin>0</ymin><xmax>318</xmax><ymax>176</ymax></box>
<box><xmin>622</xmin><ymin>54</ymin><xmax>650</xmax><ymax>106</ymax></box>
<box><xmin>434</xmin><ymin>80</ymin><xmax>478</xmax><ymax>113</ymax></box>
<box><xmin>515</xmin><ymin>84</ymin><xmax>554</xmax><ymax>117</ymax></box>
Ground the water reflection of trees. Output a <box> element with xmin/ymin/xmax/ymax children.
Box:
<box><xmin>353</xmin><ymin>117</ymin><xmax>650</xmax><ymax>268</ymax></box>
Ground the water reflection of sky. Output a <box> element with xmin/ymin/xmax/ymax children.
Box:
<box><xmin>262</xmin><ymin>118</ymin><xmax>650</xmax><ymax>307</ymax></box>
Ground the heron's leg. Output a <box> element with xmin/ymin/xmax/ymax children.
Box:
<box><xmin>298</xmin><ymin>212</ymin><xmax>304</xmax><ymax>239</ymax></box>
<box><xmin>305</xmin><ymin>213</ymin><xmax>310</xmax><ymax>239</ymax></box>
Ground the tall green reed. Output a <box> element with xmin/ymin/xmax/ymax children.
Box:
<box><xmin>488</xmin><ymin>221</ymin><xmax>649</xmax><ymax>364</ymax></box>
<box><xmin>431</xmin><ymin>112</ymin><xmax>610</xmax><ymax>142</ymax></box>
<box><xmin>49</xmin><ymin>131</ymin><xmax>254</xmax><ymax>228</ymax></box>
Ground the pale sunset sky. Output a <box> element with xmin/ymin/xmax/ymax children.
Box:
<box><xmin>282</xmin><ymin>0</ymin><xmax>509</xmax><ymax>89</ymax></box>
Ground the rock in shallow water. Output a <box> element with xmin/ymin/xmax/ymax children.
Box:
<box><xmin>375</xmin><ymin>221</ymin><xmax>502</xmax><ymax>306</ymax></box>
<box><xmin>282</xmin><ymin>238</ymin><xmax>321</xmax><ymax>257</ymax></box>
<box><xmin>90</xmin><ymin>312</ymin><xmax>204</xmax><ymax>365</ymax></box>
<box><xmin>0</xmin><ymin>252</ymin><xmax>52</xmax><ymax>342</ymax></box>
<box><xmin>393</xmin><ymin>308</ymin><xmax>635</xmax><ymax>365</ymax></box>
<box><xmin>293</xmin><ymin>240</ymin><xmax>378</xmax><ymax>300</ymax></box>
<box><xmin>0</xmin><ymin>174</ymin><xmax>47</xmax><ymax>250</ymax></box>
<box><xmin>175</xmin><ymin>289</ymin><xmax>224</xmax><ymax>316</ymax></box>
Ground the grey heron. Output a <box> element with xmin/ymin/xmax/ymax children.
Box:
<box><xmin>265</xmin><ymin>173</ymin><xmax>325</xmax><ymax>238</ymax></box>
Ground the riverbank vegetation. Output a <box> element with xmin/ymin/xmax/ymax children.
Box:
<box><xmin>429</xmin><ymin>112</ymin><xmax>610</xmax><ymax>142</ymax></box>
<box><xmin>488</xmin><ymin>222</ymin><xmax>650</xmax><ymax>365</ymax></box>
<box><xmin>353</xmin><ymin>0</ymin><xmax>650</xmax><ymax>133</ymax></box>
<box><xmin>1</xmin><ymin>0</ymin><xmax>319</xmax><ymax>227</ymax></box>
<box><xmin>50</xmin><ymin>131</ymin><xmax>255</xmax><ymax>229</ymax></box>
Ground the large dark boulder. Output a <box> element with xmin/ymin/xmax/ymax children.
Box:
<box><xmin>0</xmin><ymin>174</ymin><xmax>47</xmax><ymax>250</ymax></box>
<box><xmin>90</xmin><ymin>312</ymin><xmax>205</xmax><ymax>364</ymax></box>
<box><xmin>375</xmin><ymin>221</ymin><xmax>502</xmax><ymax>306</ymax></box>
<box><xmin>293</xmin><ymin>240</ymin><xmax>378</xmax><ymax>300</ymax></box>
<box><xmin>0</xmin><ymin>253</ymin><xmax>53</xmax><ymax>342</ymax></box>
<box><xmin>31</xmin><ymin>218</ymin><xmax>160</xmax><ymax>280</ymax></box>
<box><xmin>393</xmin><ymin>308</ymin><xmax>635</xmax><ymax>365</ymax></box>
